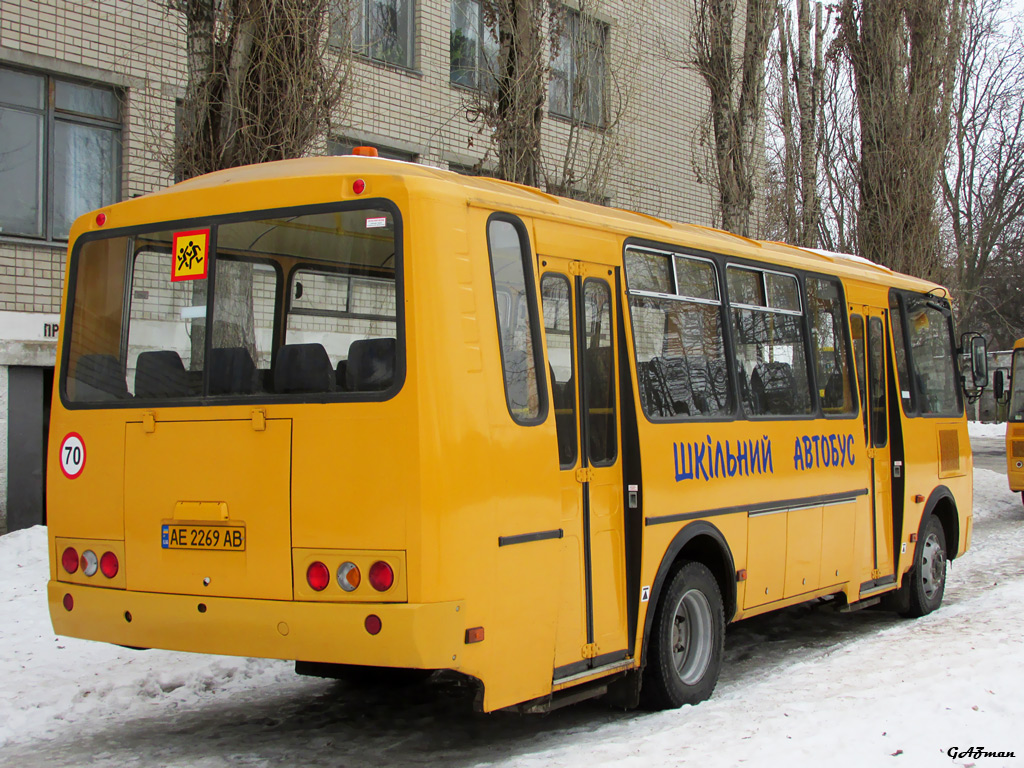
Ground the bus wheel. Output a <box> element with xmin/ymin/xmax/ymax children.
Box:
<box><xmin>900</xmin><ymin>514</ymin><xmax>947</xmax><ymax>618</ymax></box>
<box><xmin>641</xmin><ymin>561</ymin><xmax>724</xmax><ymax>710</ymax></box>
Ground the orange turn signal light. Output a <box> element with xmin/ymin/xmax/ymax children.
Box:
<box><xmin>465</xmin><ymin>627</ymin><xmax>485</xmax><ymax>644</ymax></box>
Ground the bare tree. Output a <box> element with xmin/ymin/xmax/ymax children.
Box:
<box><xmin>764</xmin><ymin>0</ymin><xmax>826</xmax><ymax>246</ymax></box>
<box><xmin>837</xmin><ymin>0</ymin><xmax>964</xmax><ymax>279</ymax></box>
<box><xmin>461</xmin><ymin>0</ymin><xmax>549</xmax><ymax>186</ymax></box>
<box><xmin>816</xmin><ymin>50</ymin><xmax>860</xmax><ymax>253</ymax></box>
<box><xmin>691</xmin><ymin>0</ymin><xmax>776</xmax><ymax>237</ymax></box>
<box><xmin>942</xmin><ymin>0</ymin><xmax>1024</xmax><ymax>333</ymax></box>
<box><xmin>170</xmin><ymin>0</ymin><xmax>351</xmax><ymax>359</ymax></box>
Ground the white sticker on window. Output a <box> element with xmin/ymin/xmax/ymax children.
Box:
<box><xmin>366</xmin><ymin>217</ymin><xmax>387</xmax><ymax>229</ymax></box>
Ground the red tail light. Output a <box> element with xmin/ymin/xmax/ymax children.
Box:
<box><xmin>307</xmin><ymin>562</ymin><xmax>330</xmax><ymax>592</ymax></box>
<box><xmin>368</xmin><ymin>561</ymin><xmax>394</xmax><ymax>592</ymax></box>
<box><xmin>100</xmin><ymin>551</ymin><xmax>119</xmax><ymax>578</ymax></box>
<box><xmin>61</xmin><ymin>547</ymin><xmax>79</xmax><ymax>574</ymax></box>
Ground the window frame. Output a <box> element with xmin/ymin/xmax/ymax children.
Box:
<box><xmin>60</xmin><ymin>198</ymin><xmax>405</xmax><ymax>410</ymax></box>
<box><xmin>548</xmin><ymin>7</ymin><xmax>608</xmax><ymax>128</ymax></box>
<box><xmin>0</xmin><ymin>63</ymin><xmax>122</xmax><ymax>242</ymax></box>
<box><xmin>335</xmin><ymin>0</ymin><xmax>417</xmax><ymax>69</ymax></box>
<box><xmin>449</xmin><ymin>0</ymin><xmax>498</xmax><ymax>90</ymax></box>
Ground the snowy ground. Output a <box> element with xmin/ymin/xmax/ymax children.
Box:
<box><xmin>2</xmin><ymin>431</ymin><xmax>1022</xmax><ymax>767</ymax></box>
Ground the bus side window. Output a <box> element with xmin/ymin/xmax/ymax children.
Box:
<box><xmin>487</xmin><ymin>216</ymin><xmax>545</xmax><ymax>424</ymax></box>
<box><xmin>541</xmin><ymin>273</ymin><xmax>578</xmax><ymax>467</ymax></box>
<box><xmin>624</xmin><ymin>247</ymin><xmax>732</xmax><ymax>419</ymax></box>
<box><xmin>868</xmin><ymin>316</ymin><xmax>887</xmax><ymax>448</ymax></box>
<box><xmin>727</xmin><ymin>267</ymin><xmax>812</xmax><ymax>417</ymax></box>
<box><xmin>806</xmin><ymin>276</ymin><xmax>856</xmax><ymax>416</ymax></box>
<box><xmin>850</xmin><ymin>314</ymin><xmax>868</xmax><ymax>444</ymax></box>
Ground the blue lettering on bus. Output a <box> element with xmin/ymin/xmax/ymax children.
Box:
<box><xmin>792</xmin><ymin>433</ymin><xmax>857</xmax><ymax>471</ymax></box>
<box><xmin>674</xmin><ymin>436</ymin><xmax>774</xmax><ymax>482</ymax></box>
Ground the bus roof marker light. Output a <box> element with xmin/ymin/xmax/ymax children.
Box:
<box><xmin>368</xmin><ymin>561</ymin><xmax>394</xmax><ymax>592</ymax></box>
<box><xmin>353</xmin><ymin>179</ymin><xmax>366</xmax><ymax>195</ymax></box>
<box><xmin>306</xmin><ymin>561</ymin><xmax>330</xmax><ymax>592</ymax></box>
<box><xmin>95</xmin><ymin>212</ymin><xmax>106</xmax><ymax>226</ymax></box>
<box><xmin>365</xmin><ymin>614</ymin><xmax>382</xmax><ymax>635</ymax></box>
<box><xmin>100</xmin><ymin>551</ymin><xmax>119</xmax><ymax>579</ymax></box>
<box><xmin>61</xmin><ymin>547</ymin><xmax>79</xmax><ymax>574</ymax></box>
<box><xmin>351</xmin><ymin>146</ymin><xmax>379</xmax><ymax>157</ymax></box>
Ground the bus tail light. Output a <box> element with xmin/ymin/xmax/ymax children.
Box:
<box><xmin>61</xmin><ymin>547</ymin><xmax>79</xmax><ymax>574</ymax></box>
<box><xmin>100</xmin><ymin>551</ymin><xmax>119</xmax><ymax>579</ymax></box>
<box><xmin>368</xmin><ymin>561</ymin><xmax>394</xmax><ymax>592</ymax></box>
<box><xmin>307</xmin><ymin>562</ymin><xmax>330</xmax><ymax>592</ymax></box>
<box><xmin>337</xmin><ymin>562</ymin><xmax>360</xmax><ymax>592</ymax></box>
<box><xmin>80</xmin><ymin>550</ymin><xmax>99</xmax><ymax>577</ymax></box>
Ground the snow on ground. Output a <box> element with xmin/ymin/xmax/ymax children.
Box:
<box><xmin>2</xmin><ymin>468</ymin><xmax>1023</xmax><ymax>768</ymax></box>
<box><xmin>968</xmin><ymin>420</ymin><xmax>1007</xmax><ymax>440</ymax></box>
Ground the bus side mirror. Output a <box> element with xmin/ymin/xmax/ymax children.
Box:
<box><xmin>970</xmin><ymin>335</ymin><xmax>988</xmax><ymax>389</ymax></box>
<box><xmin>994</xmin><ymin>369</ymin><xmax>1005</xmax><ymax>402</ymax></box>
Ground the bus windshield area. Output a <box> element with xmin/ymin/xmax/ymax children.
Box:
<box><xmin>62</xmin><ymin>204</ymin><xmax>401</xmax><ymax>405</ymax></box>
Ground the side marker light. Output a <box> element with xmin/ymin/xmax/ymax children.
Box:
<box><xmin>465</xmin><ymin>627</ymin><xmax>485</xmax><ymax>644</ymax></box>
<box><xmin>62</xmin><ymin>593</ymin><xmax>74</xmax><ymax>611</ymax></box>
<box><xmin>365</xmin><ymin>614</ymin><xmax>382</xmax><ymax>635</ymax></box>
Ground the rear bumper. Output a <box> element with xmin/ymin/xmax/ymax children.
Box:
<box><xmin>49</xmin><ymin>581</ymin><xmax>465</xmax><ymax>669</ymax></box>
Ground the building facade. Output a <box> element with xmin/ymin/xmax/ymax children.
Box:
<box><xmin>0</xmin><ymin>0</ymin><xmax>718</xmax><ymax>532</ymax></box>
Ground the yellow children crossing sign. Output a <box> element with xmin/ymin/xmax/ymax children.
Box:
<box><xmin>171</xmin><ymin>228</ymin><xmax>210</xmax><ymax>281</ymax></box>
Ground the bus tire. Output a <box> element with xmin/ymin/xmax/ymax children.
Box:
<box><xmin>641</xmin><ymin>561</ymin><xmax>724</xmax><ymax>710</ymax></box>
<box><xmin>900</xmin><ymin>513</ymin><xmax>947</xmax><ymax>618</ymax></box>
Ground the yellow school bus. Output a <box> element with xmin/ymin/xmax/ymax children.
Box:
<box><xmin>48</xmin><ymin>154</ymin><xmax>980</xmax><ymax>712</ymax></box>
<box><xmin>1003</xmin><ymin>338</ymin><xmax>1024</xmax><ymax>497</ymax></box>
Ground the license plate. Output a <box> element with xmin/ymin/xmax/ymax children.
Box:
<box><xmin>161</xmin><ymin>524</ymin><xmax>245</xmax><ymax>551</ymax></box>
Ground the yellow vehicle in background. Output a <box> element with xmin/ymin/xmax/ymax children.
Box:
<box><xmin>48</xmin><ymin>152</ymin><xmax>985</xmax><ymax>713</ymax></box>
<box><xmin>1000</xmin><ymin>338</ymin><xmax>1024</xmax><ymax>498</ymax></box>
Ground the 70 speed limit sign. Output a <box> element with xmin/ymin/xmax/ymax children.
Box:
<box><xmin>59</xmin><ymin>433</ymin><xmax>86</xmax><ymax>479</ymax></box>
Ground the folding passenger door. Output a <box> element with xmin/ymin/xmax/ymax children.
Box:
<box><xmin>540</xmin><ymin>257</ymin><xmax>629</xmax><ymax>678</ymax></box>
<box><xmin>855</xmin><ymin>307</ymin><xmax>896</xmax><ymax>587</ymax></box>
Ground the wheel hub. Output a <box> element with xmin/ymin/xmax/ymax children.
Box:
<box><xmin>671</xmin><ymin>588</ymin><xmax>713</xmax><ymax>686</ymax></box>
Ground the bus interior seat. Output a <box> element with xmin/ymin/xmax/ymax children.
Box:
<box><xmin>273</xmin><ymin>343</ymin><xmax>336</xmax><ymax>394</ymax></box>
<box><xmin>135</xmin><ymin>350</ymin><xmax>190</xmax><ymax>398</ymax></box>
<box><xmin>335</xmin><ymin>360</ymin><xmax>348</xmax><ymax>391</ymax></box>
<box><xmin>822</xmin><ymin>371</ymin><xmax>845</xmax><ymax>410</ymax></box>
<box><xmin>72</xmin><ymin>354</ymin><xmax>129</xmax><ymax>400</ymax></box>
<box><xmin>751</xmin><ymin>361</ymin><xmax>795</xmax><ymax>415</ymax></box>
<box><xmin>550</xmin><ymin>364</ymin><xmax>576</xmax><ymax>462</ymax></box>
<box><xmin>346</xmin><ymin>338</ymin><xmax>396</xmax><ymax>391</ymax></box>
<box><xmin>704</xmin><ymin>357</ymin><xmax>729</xmax><ymax>410</ymax></box>
<box><xmin>209</xmin><ymin>347</ymin><xmax>260</xmax><ymax>395</ymax></box>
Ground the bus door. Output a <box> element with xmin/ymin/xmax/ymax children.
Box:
<box><xmin>859</xmin><ymin>308</ymin><xmax>896</xmax><ymax>585</ymax></box>
<box><xmin>540</xmin><ymin>258</ymin><xmax>629</xmax><ymax>677</ymax></box>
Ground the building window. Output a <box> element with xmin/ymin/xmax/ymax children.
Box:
<box><xmin>331</xmin><ymin>0</ymin><xmax>415</xmax><ymax>69</ymax></box>
<box><xmin>327</xmin><ymin>139</ymin><xmax>417</xmax><ymax>162</ymax></box>
<box><xmin>549</xmin><ymin>9</ymin><xmax>606</xmax><ymax>126</ymax></box>
<box><xmin>0</xmin><ymin>65</ymin><xmax>121</xmax><ymax>241</ymax></box>
<box><xmin>450</xmin><ymin>0</ymin><xmax>498</xmax><ymax>89</ymax></box>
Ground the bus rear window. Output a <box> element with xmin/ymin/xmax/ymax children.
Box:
<box><xmin>62</xmin><ymin>204</ymin><xmax>401</xmax><ymax>405</ymax></box>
